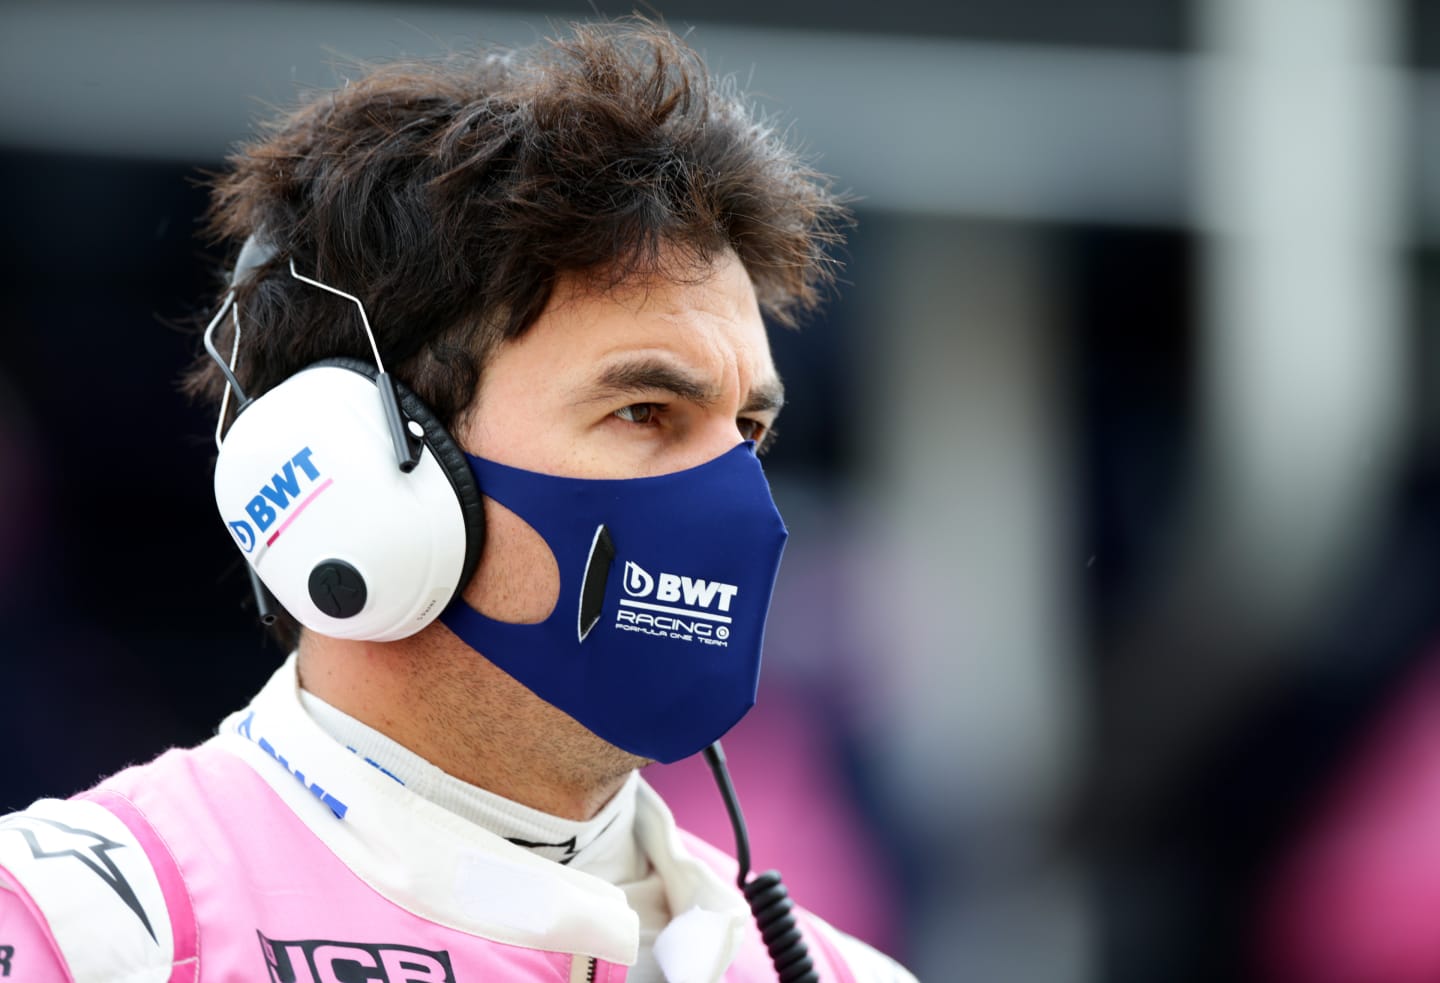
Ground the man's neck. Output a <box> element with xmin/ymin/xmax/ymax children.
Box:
<box><xmin>296</xmin><ymin>628</ymin><xmax>643</xmax><ymax>820</ymax></box>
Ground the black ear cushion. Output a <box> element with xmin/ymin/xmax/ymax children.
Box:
<box><xmin>308</xmin><ymin>357</ymin><xmax>485</xmax><ymax>602</ymax></box>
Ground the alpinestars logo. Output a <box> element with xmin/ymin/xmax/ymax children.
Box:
<box><xmin>614</xmin><ymin>560</ymin><xmax>738</xmax><ymax>646</ymax></box>
<box><xmin>0</xmin><ymin>815</ymin><xmax>156</xmax><ymax>942</ymax></box>
<box><xmin>259</xmin><ymin>932</ymin><xmax>455</xmax><ymax>983</ymax></box>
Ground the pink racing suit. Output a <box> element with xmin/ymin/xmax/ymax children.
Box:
<box><xmin>0</xmin><ymin>659</ymin><xmax>913</xmax><ymax>982</ymax></box>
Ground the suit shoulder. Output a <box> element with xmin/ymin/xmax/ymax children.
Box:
<box><xmin>0</xmin><ymin>795</ymin><xmax>188</xmax><ymax>983</ymax></box>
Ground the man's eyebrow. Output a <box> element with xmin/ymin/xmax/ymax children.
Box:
<box><xmin>578</xmin><ymin>356</ymin><xmax>786</xmax><ymax>414</ymax></box>
<box><xmin>580</xmin><ymin>357</ymin><xmax>720</xmax><ymax>405</ymax></box>
<box><xmin>743</xmin><ymin>377</ymin><xmax>786</xmax><ymax>415</ymax></box>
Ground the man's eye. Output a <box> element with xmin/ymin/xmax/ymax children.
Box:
<box><xmin>736</xmin><ymin>418</ymin><xmax>764</xmax><ymax>442</ymax></box>
<box><xmin>738</xmin><ymin>418</ymin><xmax>777</xmax><ymax>454</ymax></box>
<box><xmin>614</xmin><ymin>403</ymin><xmax>660</xmax><ymax>424</ymax></box>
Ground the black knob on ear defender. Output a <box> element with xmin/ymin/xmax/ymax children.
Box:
<box><xmin>308</xmin><ymin>560</ymin><xmax>368</xmax><ymax>619</ymax></box>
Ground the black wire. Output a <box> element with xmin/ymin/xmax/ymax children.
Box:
<box><xmin>245</xmin><ymin>566</ymin><xmax>278</xmax><ymax>627</ymax></box>
<box><xmin>703</xmin><ymin>742</ymin><xmax>752</xmax><ymax>880</ymax></box>
<box><xmin>703</xmin><ymin>742</ymin><xmax>821</xmax><ymax>983</ymax></box>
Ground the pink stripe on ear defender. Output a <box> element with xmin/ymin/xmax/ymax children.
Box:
<box><xmin>266</xmin><ymin>477</ymin><xmax>334</xmax><ymax>547</ymax></box>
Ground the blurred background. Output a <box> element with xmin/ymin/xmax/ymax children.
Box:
<box><xmin>3</xmin><ymin>0</ymin><xmax>1439</xmax><ymax>980</ymax></box>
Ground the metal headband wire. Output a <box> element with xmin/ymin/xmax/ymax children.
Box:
<box><xmin>202</xmin><ymin>290</ymin><xmax>243</xmax><ymax>450</ymax></box>
<box><xmin>286</xmin><ymin>259</ymin><xmax>388</xmax><ymax>374</ymax></box>
<box><xmin>204</xmin><ymin>258</ymin><xmax>417</xmax><ymax>471</ymax></box>
<box><xmin>285</xmin><ymin>259</ymin><xmax>420</xmax><ymax>473</ymax></box>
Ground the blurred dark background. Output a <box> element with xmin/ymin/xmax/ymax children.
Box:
<box><xmin>5</xmin><ymin>1</ymin><xmax>1440</xmax><ymax>981</ymax></box>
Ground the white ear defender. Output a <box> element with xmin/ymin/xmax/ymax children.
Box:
<box><xmin>203</xmin><ymin>245</ymin><xmax>484</xmax><ymax>641</ymax></box>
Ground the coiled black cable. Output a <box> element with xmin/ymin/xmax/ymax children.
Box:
<box><xmin>703</xmin><ymin>742</ymin><xmax>820</xmax><ymax>983</ymax></box>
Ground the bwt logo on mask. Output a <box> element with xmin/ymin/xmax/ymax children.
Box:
<box><xmin>622</xmin><ymin>561</ymin><xmax>738</xmax><ymax>612</ymax></box>
<box><xmin>616</xmin><ymin>560</ymin><xmax>739</xmax><ymax>647</ymax></box>
<box><xmin>228</xmin><ymin>447</ymin><xmax>331</xmax><ymax>553</ymax></box>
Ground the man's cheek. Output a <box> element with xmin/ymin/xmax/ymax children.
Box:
<box><xmin>461</xmin><ymin>497</ymin><xmax>561</xmax><ymax>624</ymax></box>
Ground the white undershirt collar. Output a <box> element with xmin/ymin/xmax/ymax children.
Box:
<box><xmin>297</xmin><ymin>688</ymin><xmax>647</xmax><ymax>885</ymax></box>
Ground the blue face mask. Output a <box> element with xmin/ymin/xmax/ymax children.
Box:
<box><xmin>439</xmin><ymin>443</ymin><xmax>788</xmax><ymax>763</ymax></box>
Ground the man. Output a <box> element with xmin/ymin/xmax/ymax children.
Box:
<box><xmin>0</xmin><ymin>20</ymin><xmax>916</xmax><ymax>982</ymax></box>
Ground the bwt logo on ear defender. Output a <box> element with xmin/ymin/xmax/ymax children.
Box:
<box><xmin>228</xmin><ymin>447</ymin><xmax>333</xmax><ymax>553</ymax></box>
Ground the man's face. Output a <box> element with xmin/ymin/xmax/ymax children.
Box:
<box><xmin>456</xmin><ymin>248</ymin><xmax>783</xmax><ymax>624</ymax></box>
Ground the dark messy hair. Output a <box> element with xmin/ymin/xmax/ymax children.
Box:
<box><xmin>189</xmin><ymin>18</ymin><xmax>849</xmax><ymax>429</ymax></box>
<box><xmin>188</xmin><ymin>19</ymin><xmax>849</xmax><ymax>647</ymax></box>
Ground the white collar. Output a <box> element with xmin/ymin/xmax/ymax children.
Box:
<box><xmin>298</xmin><ymin>687</ymin><xmax>646</xmax><ymax>881</ymax></box>
<box><xmin>212</xmin><ymin>654</ymin><xmax>748</xmax><ymax>977</ymax></box>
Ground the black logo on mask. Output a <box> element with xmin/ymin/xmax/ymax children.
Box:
<box><xmin>577</xmin><ymin>524</ymin><xmax>616</xmax><ymax>641</ymax></box>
